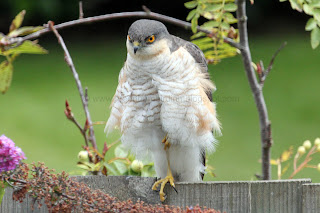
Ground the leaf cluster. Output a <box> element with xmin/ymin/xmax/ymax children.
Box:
<box><xmin>1</xmin><ymin>162</ymin><xmax>221</xmax><ymax>212</ymax></box>
<box><xmin>77</xmin><ymin>144</ymin><xmax>156</xmax><ymax>177</ymax></box>
<box><xmin>185</xmin><ymin>0</ymin><xmax>239</xmax><ymax>64</ymax></box>
<box><xmin>0</xmin><ymin>10</ymin><xmax>47</xmax><ymax>94</ymax></box>
<box><xmin>281</xmin><ymin>0</ymin><xmax>320</xmax><ymax>49</ymax></box>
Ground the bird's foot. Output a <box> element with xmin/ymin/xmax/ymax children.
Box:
<box><xmin>152</xmin><ymin>174</ymin><xmax>175</xmax><ymax>202</ymax></box>
<box><xmin>162</xmin><ymin>134</ymin><xmax>170</xmax><ymax>150</ymax></box>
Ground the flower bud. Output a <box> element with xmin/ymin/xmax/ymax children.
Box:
<box><xmin>317</xmin><ymin>163</ymin><xmax>320</xmax><ymax>172</ymax></box>
<box><xmin>303</xmin><ymin>140</ymin><xmax>312</xmax><ymax>150</ymax></box>
<box><xmin>315</xmin><ymin>138</ymin><xmax>320</xmax><ymax>146</ymax></box>
<box><xmin>131</xmin><ymin>160</ymin><xmax>143</xmax><ymax>173</ymax></box>
<box><xmin>298</xmin><ymin>146</ymin><xmax>306</xmax><ymax>155</ymax></box>
<box><xmin>317</xmin><ymin>145</ymin><xmax>320</xmax><ymax>152</ymax></box>
<box><xmin>78</xmin><ymin>151</ymin><xmax>89</xmax><ymax>162</ymax></box>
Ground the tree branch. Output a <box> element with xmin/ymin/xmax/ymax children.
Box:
<box><xmin>6</xmin><ymin>8</ymin><xmax>241</xmax><ymax>49</ymax></box>
<box><xmin>79</xmin><ymin>1</ymin><xmax>84</xmax><ymax>19</ymax></box>
<box><xmin>260</xmin><ymin>42</ymin><xmax>287</xmax><ymax>87</ymax></box>
<box><xmin>48</xmin><ymin>21</ymin><xmax>97</xmax><ymax>150</ymax></box>
<box><xmin>236</xmin><ymin>0</ymin><xmax>272</xmax><ymax>180</ymax></box>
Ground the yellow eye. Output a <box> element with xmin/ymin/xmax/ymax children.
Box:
<box><xmin>128</xmin><ymin>35</ymin><xmax>131</xmax><ymax>41</ymax></box>
<box><xmin>148</xmin><ymin>35</ymin><xmax>155</xmax><ymax>43</ymax></box>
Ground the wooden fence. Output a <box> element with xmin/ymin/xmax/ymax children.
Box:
<box><xmin>1</xmin><ymin>176</ymin><xmax>319</xmax><ymax>213</ymax></box>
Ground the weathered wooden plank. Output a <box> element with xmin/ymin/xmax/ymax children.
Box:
<box><xmin>0</xmin><ymin>177</ymin><xmax>312</xmax><ymax>213</ymax></box>
<box><xmin>302</xmin><ymin>183</ymin><xmax>320</xmax><ymax>213</ymax></box>
<box><xmin>249</xmin><ymin>179</ymin><xmax>310</xmax><ymax>213</ymax></box>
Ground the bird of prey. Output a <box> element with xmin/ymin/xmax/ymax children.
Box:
<box><xmin>105</xmin><ymin>19</ymin><xmax>221</xmax><ymax>201</ymax></box>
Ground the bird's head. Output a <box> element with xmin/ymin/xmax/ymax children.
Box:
<box><xmin>127</xmin><ymin>19</ymin><xmax>170</xmax><ymax>58</ymax></box>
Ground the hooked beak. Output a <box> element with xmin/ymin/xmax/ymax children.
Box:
<box><xmin>133</xmin><ymin>41</ymin><xmax>140</xmax><ymax>54</ymax></box>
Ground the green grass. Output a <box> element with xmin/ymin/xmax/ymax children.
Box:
<box><xmin>1</xmin><ymin>33</ymin><xmax>320</xmax><ymax>181</ymax></box>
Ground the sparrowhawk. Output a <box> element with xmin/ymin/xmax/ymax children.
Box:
<box><xmin>105</xmin><ymin>19</ymin><xmax>221</xmax><ymax>201</ymax></box>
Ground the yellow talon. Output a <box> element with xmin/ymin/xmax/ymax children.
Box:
<box><xmin>152</xmin><ymin>174</ymin><xmax>175</xmax><ymax>202</ymax></box>
<box><xmin>153</xmin><ymin>134</ymin><xmax>175</xmax><ymax>202</ymax></box>
<box><xmin>162</xmin><ymin>134</ymin><xmax>170</xmax><ymax>150</ymax></box>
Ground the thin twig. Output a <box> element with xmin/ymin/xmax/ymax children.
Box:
<box><xmin>79</xmin><ymin>1</ymin><xmax>84</xmax><ymax>19</ymax></box>
<box><xmin>48</xmin><ymin>21</ymin><xmax>97</xmax><ymax>149</ymax></box>
<box><xmin>289</xmin><ymin>158</ymin><xmax>312</xmax><ymax>179</ymax></box>
<box><xmin>5</xmin><ymin>9</ymin><xmax>241</xmax><ymax>49</ymax></box>
<box><xmin>65</xmin><ymin>100</ymin><xmax>89</xmax><ymax>146</ymax></box>
<box><xmin>260</xmin><ymin>42</ymin><xmax>287</xmax><ymax>87</ymax></box>
<box><xmin>236</xmin><ymin>0</ymin><xmax>272</xmax><ymax>180</ymax></box>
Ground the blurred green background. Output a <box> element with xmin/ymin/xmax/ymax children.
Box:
<box><xmin>1</xmin><ymin>0</ymin><xmax>320</xmax><ymax>181</ymax></box>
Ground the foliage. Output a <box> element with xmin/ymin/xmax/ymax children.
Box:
<box><xmin>269</xmin><ymin>138</ymin><xmax>320</xmax><ymax>179</ymax></box>
<box><xmin>0</xmin><ymin>10</ymin><xmax>47</xmax><ymax>94</ymax></box>
<box><xmin>76</xmin><ymin>144</ymin><xmax>156</xmax><ymax>177</ymax></box>
<box><xmin>185</xmin><ymin>0</ymin><xmax>239</xmax><ymax>64</ymax></box>
<box><xmin>0</xmin><ymin>162</ymin><xmax>221</xmax><ymax>212</ymax></box>
<box><xmin>281</xmin><ymin>0</ymin><xmax>320</xmax><ymax>49</ymax></box>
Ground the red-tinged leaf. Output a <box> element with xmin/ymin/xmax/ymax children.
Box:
<box><xmin>256</xmin><ymin>62</ymin><xmax>262</xmax><ymax>75</ymax></box>
<box><xmin>9</xmin><ymin>10</ymin><xmax>26</xmax><ymax>32</ymax></box>
<box><xmin>102</xmin><ymin>166</ymin><xmax>107</xmax><ymax>176</ymax></box>
<box><xmin>102</xmin><ymin>142</ymin><xmax>109</xmax><ymax>157</ymax></box>
<box><xmin>84</xmin><ymin>119</ymin><xmax>89</xmax><ymax>131</ymax></box>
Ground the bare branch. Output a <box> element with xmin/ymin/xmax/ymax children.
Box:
<box><xmin>6</xmin><ymin>10</ymin><xmax>241</xmax><ymax>49</ymax></box>
<box><xmin>236</xmin><ymin>0</ymin><xmax>272</xmax><ymax>180</ymax></box>
<box><xmin>260</xmin><ymin>42</ymin><xmax>287</xmax><ymax>87</ymax></box>
<box><xmin>79</xmin><ymin>1</ymin><xmax>84</xmax><ymax>19</ymax></box>
<box><xmin>48</xmin><ymin>21</ymin><xmax>97</xmax><ymax>149</ymax></box>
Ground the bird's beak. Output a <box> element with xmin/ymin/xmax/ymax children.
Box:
<box><xmin>133</xmin><ymin>41</ymin><xmax>140</xmax><ymax>54</ymax></box>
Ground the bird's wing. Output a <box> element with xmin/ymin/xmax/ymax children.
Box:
<box><xmin>170</xmin><ymin>35</ymin><xmax>217</xmax><ymax>180</ymax></box>
<box><xmin>105</xmin><ymin>68</ymin><xmax>127</xmax><ymax>134</ymax></box>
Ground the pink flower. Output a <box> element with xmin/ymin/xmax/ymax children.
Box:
<box><xmin>0</xmin><ymin>135</ymin><xmax>26</xmax><ymax>172</ymax></box>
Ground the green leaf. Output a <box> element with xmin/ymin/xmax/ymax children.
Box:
<box><xmin>203</xmin><ymin>12</ymin><xmax>215</xmax><ymax>19</ymax></box>
<box><xmin>113</xmin><ymin>161</ymin><xmax>128</xmax><ymax>175</ymax></box>
<box><xmin>185</xmin><ymin>1</ymin><xmax>198</xmax><ymax>9</ymax></box>
<box><xmin>0</xmin><ymin>61</ymin><xmax>13</xmax><ymax>94</ymax></box>
<box><xmin>205</xmin><ymin>4</ymin><xmax>223</xmax><ymax>12</ymax></box>
<box><xmin>187</xmin><ymin>9</ymin><xmax>197</xmax><ymax>21</ymax></box>
<box><xmin>2</xmin><ymin>41</ymin><xmax>48</xmax><ymax>55</ymax></box>
<box><xmin>114</xmin><ymin>144</ymin><xmax>129</xmax><ymax>158</ymax></box>
<box><xmin>224</xmin><ymin>3</ymin><xmax>238</xmax><ymax>12</ymax></box>
<box><xmin>9</xmin><ymin>10</ymin><xmax>26</xmax><ymax>32</ymax></box>
<box><xmin>221</xmin><ymin>22</ymin><xmax>231</xmax><ymax>30</ymax></box>
<box><xmin>306</xmin><ymin>18</ymin><xmax>317</xmax><ymax>31</ymax></box>
<box><xmin>0</xmin><ymin>182</ymin><xmax>7</xmax><ymax>206</ymax></box>
<box><xmin>311</xmin><ymin>26</ymin><xmax>320</xmax><ymax>49</ymax></box>
<box><xmin>77</xmin><ymin>164</ymin><xmax>91</xmax><ymax>170</ymax></box>
<box><xmin>224</xmin><ymin>12</ymin><xmax>238</xmax><ymax>24</ymax></box>
<box><xmin>314</xmin><ymin>8</ymin><xmax>320</xmax><ymax>23</ymax></box>
<box><xmin>289</xmin><ymin>0</ymin><xmax>303</xmax><ymax>11</ymax></box>
<box><xmin>309</xmin><ymin>1</ymin><xmax>320</xmax><ymax>8</ymax></box>
<box><xmin>202</xmin><ymin>20</ymin><xmax>220</xmax><ymax>28</ymax></box>
<box><xmin>190</xmin><ymin>32</ymin><xmax>206</xmax><ymax>40</ymax></box>
<box><xmin>8</xmin><ymin>26</ymin><xmax>44</xmax><ymax>38</ymax></box>
<box><xmin>141</xmin><ymin>165</ymin><xmax>155</xmax><ymax>177</ymax></box>
<box><xmin>191</xmin><ymin>15</ymin><xmax>199</xmax><ymax>33</ymax></box>
<box><xmin>279</xmin><ymin>0</ymin><xmax>287</xmax><ymax>2</ymax></box>
<box><xmin>104</xmin><ymin>163</ymin><xmax>119</xmax><ymax>175</ymax></box>
<box><xmin>303</xmin><ymin>4</ymin><xmax>313</xmax><ymax>15</ymax></box>
<box><xmin>192</xmin><ymin>37</ymin><xmax>212</xmax><ymax>45</ymax></box>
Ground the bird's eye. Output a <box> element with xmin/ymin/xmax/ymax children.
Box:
<box><xmin>147</xmin><ymin>35</ymin><xmax>155</xmax><ymax>43</ymax></box>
